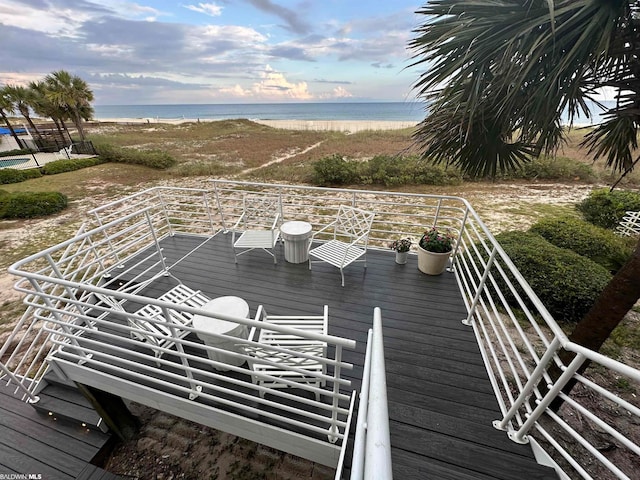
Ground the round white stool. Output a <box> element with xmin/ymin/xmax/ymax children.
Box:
<box><xmin>280</xmin><ymin>221</ymin><xmax>313</xmax><ymax>263</ymax></box>
<box><xmin>192</xmin><ymin>296</ymin><xmax>249</xmax><ymax>370</ymax></box>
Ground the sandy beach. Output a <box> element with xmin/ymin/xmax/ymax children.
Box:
<box><xmin>92</xmin><ymin>117</ymin><xmax>418</xmax><ymax>132</ymax></box>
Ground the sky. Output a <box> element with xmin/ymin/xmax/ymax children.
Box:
<box><xmin>0</xmin><ymin>0</ymin><xmax>425</xmax><ymax>105</ymax></box>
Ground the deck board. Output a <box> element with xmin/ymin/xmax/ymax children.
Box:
<box><xmin>0</xmin><ymin>380</ymin><xmax>111</xmax><ymax>478</ymax></box>
<box><xmin>117</xmin><ymin>233</ymin><xmax>553</xmax><ymax>479</ymax></box>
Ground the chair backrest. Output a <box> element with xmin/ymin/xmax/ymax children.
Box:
<box><xmin>241</xmin><ymin>193</ymin><xmax>282</xmax><ymax>229</ymax></box>
<box><xmin>617</xmin><ymin>210</ymin><xmax>640</xmax><ymax>237</ymax></box>
<box><xmin>334</xmin><ymin>205</ymin><xmax>375</xmax><ymax>242</ymax></box>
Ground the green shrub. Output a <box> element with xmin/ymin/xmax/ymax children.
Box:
<box><xmin>495</xmin><ymin>231</ymin><xmax>611</xmax><ymax>324</ymax></box>
<box><xmin>577</xmin><ymin>188</ymin><xmax>640</xmax><ymax>229</ymax></box>
<box><xmin>495</xmin><ymin>155</ymin><xmax>597</xmax><ymax>181</ymax></box>
<box><xmin>0</xmin><ymin>168</ymin><xmax>42</xmax><ymax>184</ymax></box>
<box><xmin>312</xmin><ymin>154</ymin><xmax>463</xmax><ymax>186</ymax></box>
<box><xmin>360</xmin><ymin>155</ymin><xmax>463</xmax><ymax>186</ymax></box>
<box><xmin>0</xmin><ymin>191</ymin><xmax>68</xmax><ymax>219</ymax></box>
<box><xmin>312</xmin><ymin>154</ymin><xmax>358</xmax><ymax>185</ymax></box>
<box><xmin>93</xmin><ymin>142</ymin><xmax>176</xmax><ymax>169</ymax></box>
<box><xmin>0</xmin><ymin>148</ymin><xmax>34</xmax><ymax>158</ymax></box>
<box><xmin>42</xmin><ymin>157</ymin><xmax>105</xmax><ymax>175</ymax></box>
<box><xmin>530</xmin><ymin>217</ymin><xmax>632</xmax><ymax>272</ymax></box>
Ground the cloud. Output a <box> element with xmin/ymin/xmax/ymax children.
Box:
<box><xmin>184</xmin><ymin>3</ymin><xmax>223</xmax><ymax>17</ymax></box>
<box><xmin>243</xmin><ymin>0</ymin><xmax>311</xmax><ymax>34</ymax></box>
<box><xmin>250</xmin><ymin>65</ymin><xmax>313</xmax><ymax>100</ymax></box>
<box><xmin>372</xmin><ymin>62</ymin><xmax>395</xmax><ymax>69</ymax></box>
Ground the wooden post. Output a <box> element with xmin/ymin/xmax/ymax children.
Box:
<box><xmin>76</xmin><ymin>383</ymin><xmax>140</xmax><ymax>441</ymax></box>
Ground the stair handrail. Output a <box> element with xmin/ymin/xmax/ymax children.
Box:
<box><xmin>350</xmin><ymin>307</ymin><xmax>392</xmax><ymax>480</ymax></box>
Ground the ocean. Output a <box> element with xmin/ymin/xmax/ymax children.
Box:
<box><xmin>92</xmin><ymin>102</ymin><xmax>426</xmax><ymax>122</ymax></box>
<box><xmin>92</xmin><ymin>100</ymin><xmax>615</xmax><ymax>125</ymax></box>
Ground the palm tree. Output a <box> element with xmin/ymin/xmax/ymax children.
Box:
<box><xmin>44</xmin><ymin>70</ymin><xmax>94</xmax><ymax>141</ymax></box>
<box><xmin>410</xmin><ymin>0</ymin><xmax>640</xmax><ymax>397</ymax></box>
<box><xmin>4</xmin><ymin>85</ymin><xmax>42</xmax><ymax>137</ymax></box>
<box><xmin>29</xmin><ymin>80</ymin><xmax>71</xmax><ymax>141</ymax></box>
<box><xmin>0</xmin><ymin>86</ymin><xmax>24</xmax><ymax>149</ymax></box>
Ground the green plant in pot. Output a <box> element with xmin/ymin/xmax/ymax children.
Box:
<box><xmin>417</xmin><ymin>227</ymin><xmax>454</xmax><ymax>274</ymax></box>
<box><xmin>389</xmin><ymin>237</ymin><xmax>412</xmax><ymax>264</ymax></box>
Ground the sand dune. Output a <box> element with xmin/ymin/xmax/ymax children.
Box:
<box><xmin>92</xmin><ymin>117</ymin><xmax>418</xmax><ymax>132</ymax></box>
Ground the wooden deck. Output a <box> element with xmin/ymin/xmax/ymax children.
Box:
<box><xmin>129</xmin><ymin>233</ymin><xmax>556</xmax><ymax>479</ymax></box>
<box><xmin>0</xmin><ymin>381</ymin><xmax>112</xmax><ymax>478</ymax></box>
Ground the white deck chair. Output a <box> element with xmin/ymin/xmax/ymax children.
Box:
<box><xmin>129</xmin><ymin>284</ymin><xmax>210</xmax><ymax>360</ymax></box>
<box><xmin>231</xmin><ymin>193</ymin><xmax>282</xmax><ymax>264</ymax></box>
<box><xmin>308</xmin><ymin>205</ymin><xmax>375</xmax><ymax>286</ymax></box>
<box><xmin>54</xmin><ymin>144</ymin><xmax>73</xmax><ymax>159</ymax></box>
<box><xmin>616</xmin><ymin>211</ymin><xmax>640</xmax><ymax>237</ymax></box>
<box><xmin>243</xmin><ymin>305</ymin><xmax>328</xmax><ymax>401</ymax></box>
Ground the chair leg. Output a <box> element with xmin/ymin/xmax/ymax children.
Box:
<box><xmin>340</xmin><ymin>268</ymin><xmax>345</xmax><ymax>287</ymax></box>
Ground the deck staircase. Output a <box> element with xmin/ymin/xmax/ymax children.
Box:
<box><xmin>32</xmin><ymin>370</ymin><xmax>107</xmax><ymax>433</ymax></box>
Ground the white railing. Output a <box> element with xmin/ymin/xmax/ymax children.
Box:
<box><xmin>350</xmin><ymin>307</ymin><xmax>392</xmax><ymax>480</ymax></box>
<box><xmin>2</xmin><ymin>181</ymin><xmax>640</xmax><ymax>479</ymax></box>
<box><xmin>454</xmin><ymin>201</ymin><xmax>640</xmax><ymax>480</ymax></box>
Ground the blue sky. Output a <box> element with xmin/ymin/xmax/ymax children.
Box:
<box><xmin>0</xmin><ymin>1</ymin><xmax>424</xmax><ymax>105</ymax></box>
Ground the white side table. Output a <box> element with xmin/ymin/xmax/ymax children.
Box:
<box><xmin>192</xmin><ymin>296</ymin><xmax>249</xmax><ymax>370</ymax></box>
<box><xmin>280</xmin><ymin>221</ymin><xmax>313</xmax><ymax>263</ymax></box>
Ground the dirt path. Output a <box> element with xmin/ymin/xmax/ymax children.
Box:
<box><xmin>238</xmin><ymin>141</ymin><xmax>325</xmax><ymax>176</ymax></box>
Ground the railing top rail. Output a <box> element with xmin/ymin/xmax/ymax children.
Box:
<box><xmin>211</xmin><ymin>179</ymin><xmax>468</xmax><ymax>203</ymax></box>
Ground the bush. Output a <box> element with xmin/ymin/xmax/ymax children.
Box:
<box><xmin>93</xmin><ymin>142</ymin><xmax>176</xmax><ymax>169</ymax></box>
<box><xmin>0</xmin><ymin>191</ymin><xmax>68</xmax><ymax>219</ymax></box>
<box><xmin>42</xmin><ymin>157</ymin><xmax>105</xmax><ymax>175</ymax></box>
<box><xmin>577</xmin><ymin>188</ymin><xmax>640</xmax><ymax>229</ymax></box>
<box><xmin>494</xmin><ymin>155</ymin><xmax>597</xmax><ymax>182</ymax></box>
<box><xmin>360</xmin><ymin>155</ymin><xmax>463</xmax><ymax>186</ymax></box>
<box><xmin>0</xmin><ymin>148</ymin><xmax>34</xmax><ymax>158</ymax></box>
<box><xmin>530</xmin><ymin>217</ymin><xmax>632</xmax><ymax>273</ymax></box>
<box><xmin>312</xmin><ymin>154</ymin><xmax>358</xmax><ymax>185</ymax></box>
<box><xmin>495</xmin><ymin>231</ymin><xmax>611</xmax><ymax>324</ymax></box>
<box><xmin>312</xmin><ymin>154</ymin><xmax>463</xmax><ymax>186</ymax></box>
<box><xmin>0</xmin><ymin>168</ymin><xmax>42</xmax><ymax>184</ymax></box>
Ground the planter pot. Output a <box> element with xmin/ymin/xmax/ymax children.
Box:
<box><xmin>417</xmin><ymin>245</ymin><xmax>451</xmax><ymax>275</ymax></box>
<box><xmin>395</xmin><ymin>251</ymin><xmax>408</xmax><ymax>264</ymax></box>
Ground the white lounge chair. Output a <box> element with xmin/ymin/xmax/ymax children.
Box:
<box><xmin>231</xmin><ymin>193</ymin><xmax>282</xmax><ymax>264</ymax></box>
<box><xmin>308</xmin><ymin>205</ymin><xmax>375</xmax><ymax>286</ymax></box>
<box><xmin>129</xmin><ymin>284</ymin><xmax>210</xmax><ymax>360</ymax></box>
<box><xmin>243</xmin><ymin>305</ymin><xmax>328</xmax><ymax>401</ymax></box>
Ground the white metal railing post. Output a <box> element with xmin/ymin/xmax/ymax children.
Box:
<box><xmin>92</xmin><ymin>211</ymin><xmax>122</xmax><ymax>266</ymax></box>
<box><xmin>329</xmin><ymin>345</ymin><xmax>344</xmax><ymax>444</ymax></box>
<box><xmin>510</xmin><ymin>352</ymin><xmax>587</xmax><ymax>444</ymax></box>
<box><xmin>450</xmin><ymin>206</ymin><xmax>470</xmax><ymax>266</ymax></box>
<box><xmin>212</xmin><ymin>181</ymin><xmax>229</xmax><ymax>231</ymax></box>
<box><xmin>365</xmin><ymin>307</ymin><xmax>392</xmax><ymax>479</ymax></box>
<box><xmin>350</xmin><ymin>328</ymin><xmax>373</xmax><ymax>480</ymax></box>
<box><xmin>202</xmin><ymin>192</ymin><xmax>216</xmax><ymax>235</ymax></box>
<box><xmin>462</xmin><ymin>246</ymin><xmax>498</xmax><ymax>326</ymax></box>
<box><xmin>157</xmin><ymin>189</ymin><xmax>174</xmax><ymax>237</ymax></box>
<box><xmin>161</xmin><ymin>306</ymin><xmax>201</xmax><ymax>400</ymax></box>
<box><xmin>145</xmin><ymin>210</ymin><xmax>169</xmax><ymax>273</ymax></box>
<box><xmin>493</xmin><ymin>337</ymin><xmax>563</xmax><ymax>431</ymax></box>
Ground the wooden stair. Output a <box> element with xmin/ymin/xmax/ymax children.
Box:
<box><xmin>31</xmin><ymin>370</ymin><xmax>106</xmax><ymax>433</ymax></box>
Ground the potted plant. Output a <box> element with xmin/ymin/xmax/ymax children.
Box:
<box><xmin>388</xmin><ymin>238</ymin><xmax>412</xmax><ymax>264</ymax></box>
<box><xmin>417</xmin><ymin>227</ymin><xmax>454</xmax><ymax>275</ymax></box>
